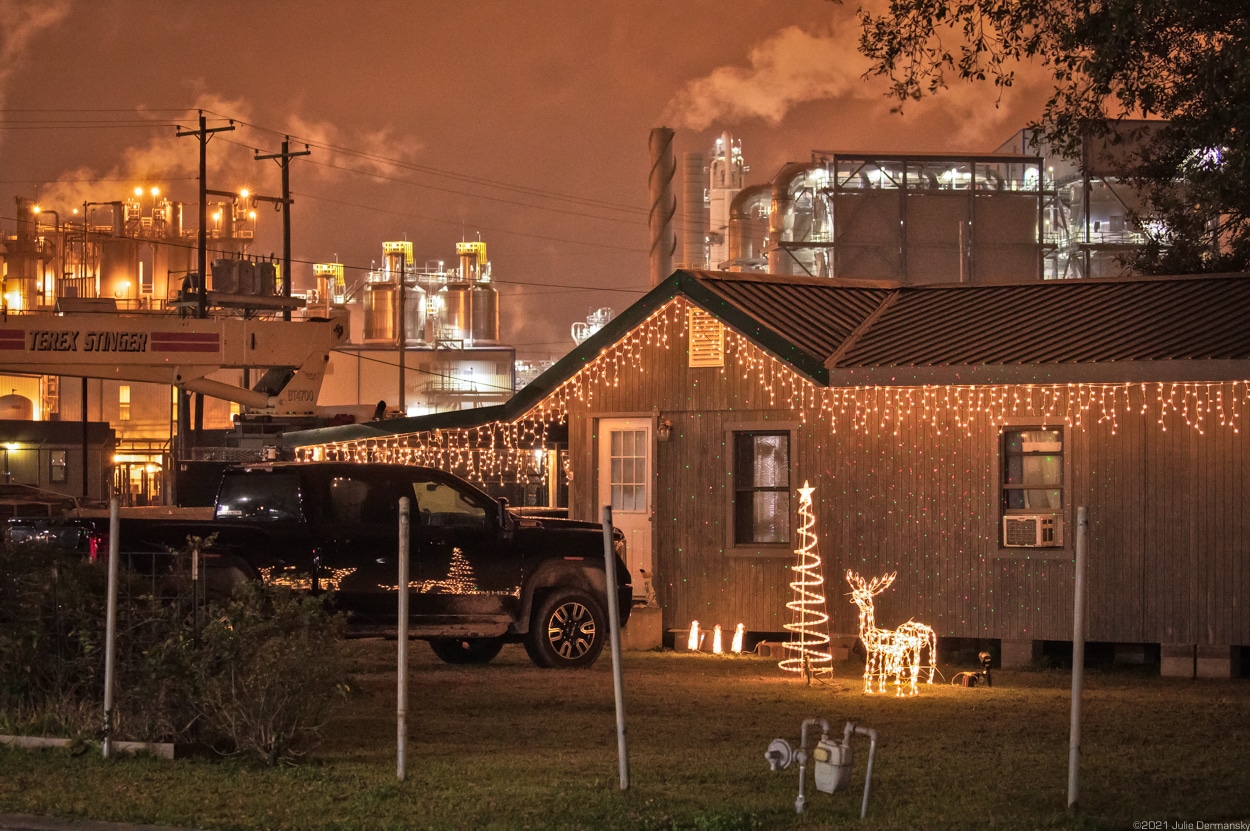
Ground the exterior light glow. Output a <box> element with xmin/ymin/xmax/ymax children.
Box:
<box><xmin>712</xmin><ymin>624</ymin><xmax>723</xmax><ymax>654</ymax></box>
<box><xmin>688</xmin><ymin>620</ymin><xmax>700</xmax><ymax>651</ymax></box>
<box><xmin>731</xmin><ymin>622</ymin><xmax>745</xmax><ymax>654</ymax></box>
<box><xmin>779</xmin><ymin>482</ymin><xmax>833</xmax><ymax>676</ymax></box>
<box><xmin>847</xmin><ymin>571</ymin><xmax>936</xmax><ymax>697</ymax></box>
<box><xmin>296</xmin><ymin>298</ymin><xmax>1250</xmax><ymax>491</ymax></box>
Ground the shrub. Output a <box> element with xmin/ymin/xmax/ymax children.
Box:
<box><xmin>192</xmin><ymin>580</ymin><xmax>349</xmax><ymax>765</ymax></box>
<box><xmin>0</xmin><ymin>536</ymin><xmax>348</xmax><ymax>764</ymax></box>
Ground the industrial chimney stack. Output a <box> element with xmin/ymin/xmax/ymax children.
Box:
<box><xmin>648</xmin><ymin>127</ymin><xmax>677</xmax><ymax>287</ymax></box>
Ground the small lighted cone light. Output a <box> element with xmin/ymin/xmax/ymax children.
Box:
<box><xmin>687</xmin><ymin>620</ymin><xmax>700</xmax><ymax>651</ymax></box>
<box><xmin>731</xmin><ymin>623</ymin><xmax>745</xmax><ymax>654</ymax></box>
<box><xmin>712</xmin><ymin>624</ymin><xmax>723</xmax><ymax>655</ymax></box>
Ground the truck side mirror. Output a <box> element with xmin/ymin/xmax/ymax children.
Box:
<box><xmin>497</xmin><ymin>497</ymin><xmax>512</xmax><ymax>530</ymax></box>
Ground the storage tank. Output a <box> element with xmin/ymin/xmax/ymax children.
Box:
<box><xmin>363</xmin><ymin>279</ymin><xmax>427</xmax><ymax>344</ymax></box>
<box><xmin>362</xmin><ymin>282</ymin><xmax>398</xmax><ymax>342</ymax></box>
<box><xmin>470</xmin><ymin>282</ymin><xmax>499</xmax><ymax>344</ymax></box>
<box><xmin>363</xmin><ymin>243</ymin><xmax>427</xmax><ymax>344</ymax></box>
<box><xmin>437</xmin><ymin>283</ymin><xmax>472</xmax><ymax>342</ymax></box>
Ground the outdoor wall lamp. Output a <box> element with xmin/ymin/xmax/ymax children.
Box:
<box><xmin>657</xmin><ymin>418</ymin><xmax>673</xmax><ymax>442</ymax></box>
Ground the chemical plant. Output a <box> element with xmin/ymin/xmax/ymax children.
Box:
<box><xmin>0</xmin><ymin>183</ymin><xmax>517</xmax><ymax>505</ymax></box>
<box><xmin>0</xmin><ymin>119</ymin><xmax>1176</xmax><ymax>507</ymax></box>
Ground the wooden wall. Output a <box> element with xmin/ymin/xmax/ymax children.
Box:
<box><xmin>560</xmin><ymin>301</ymin><xmax>1250</xmax><ymax>647</ymax></box>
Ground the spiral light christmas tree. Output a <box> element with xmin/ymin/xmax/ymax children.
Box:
<box><xmin>779</xmin><ymin>481</ymin><xmax>833</xmax><ymax>676</ymax></box>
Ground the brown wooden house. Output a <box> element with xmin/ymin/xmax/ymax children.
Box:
<box><xmin>287</xmin><ymin>270</ymin><xmax>1250</xmax><ymax>678</ymax></box>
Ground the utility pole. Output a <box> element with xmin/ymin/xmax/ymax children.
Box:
<box><xmin>175</xmin><ymin>112</ymin><xmax>233</xmax><ymax>502</ymax></box>
<box><xmin>176</xmin><ymin>111</ymin><xmax>234</xmax><ymax>319</ymax></box>
<box><xmin>255</xmin><ymin>138</ymin><xmax>310</xmax><ymax>321</ymax></box>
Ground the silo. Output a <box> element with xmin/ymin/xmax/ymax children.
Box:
<box><xmin>404</xmin><ymin>282</ymin><xmax>427</xmax><ymax>345</ymax></box>
<box><xmin>362</xmin><ymin>282</ymin><xmax>397</xmax><ymax>342</ymax></box>
<box><xmin>437</xmin><ymin>282</ymin><xmax>472</xmax><ymax>342</ymax></box>
<box><xmin>470</xmin><ymin>282</ymin><xmax>498</xmax><ymax>344</ymax></box>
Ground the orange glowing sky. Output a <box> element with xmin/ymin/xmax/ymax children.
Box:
<box><xmin>0</xmin><ymin>0</ymin><xmax>1049</xmax><ymax>358</ymax></box>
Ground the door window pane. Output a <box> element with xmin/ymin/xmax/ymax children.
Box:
<box><xmin>608</xmin><ymin>429</ymin><xmax>647</xmax><ymax>512</ymax></box>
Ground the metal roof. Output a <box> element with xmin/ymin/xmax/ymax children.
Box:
<box><xmin>838</xmin><ymin>277</ymin><xmax>1250</xmax><ymax>367</ymax></box>
<box><xmin>284</xmin><ymin>270</ymin><xmax>1250</xmax><ymax>447</ymax></box>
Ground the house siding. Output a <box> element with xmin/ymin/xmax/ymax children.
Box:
<box><xmin>560</xmin><ymin>300</ymin><xmax>1249</xmax><ymax>647</ymax></box>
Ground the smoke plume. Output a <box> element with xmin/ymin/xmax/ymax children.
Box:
<box><xmin>0</xmin><ymin>0</ymin><xmax>72</xmax><ymax>115</ymax></box>
<box><xmin>663</xmin><ymin>23</ymin><xmax>868</xmax><ymax>131</ymax></box>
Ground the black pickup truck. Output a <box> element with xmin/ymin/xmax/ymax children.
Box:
<box><xmin>110</xmin><ymin>462</ymin><xmax>631</xmax><ymax>669</ymax></box>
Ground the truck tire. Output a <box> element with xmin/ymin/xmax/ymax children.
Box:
<box><xmin>428</xmin><ymin>637</ymin><xmax>505</xmax><ymax>665</ymax></box>
<box><xmin>525</xmin><ymin>588</ymin><xmax>606</xmax><ymax>669</ymax></box>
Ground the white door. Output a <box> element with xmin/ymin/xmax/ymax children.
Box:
<box><xmin>598</xmin><ymin>417</ymin><xmax>653</xmax><ymax>601</ymax></box>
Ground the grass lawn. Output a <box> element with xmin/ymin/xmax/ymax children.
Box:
<box><xmin>1</xmin><ymin>640</ymin><xmax>1247</xmax><ymax>830</ymax></box>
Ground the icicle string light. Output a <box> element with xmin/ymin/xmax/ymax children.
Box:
<box><xmin>779</xmin><ymin>482</ymin><xmax>834</xmax><ymax>675</ymax></box>
<box><xmin>298</xmin><ymin>297</ymin><xmax>1249</xmax><ymax>486</ymax></box>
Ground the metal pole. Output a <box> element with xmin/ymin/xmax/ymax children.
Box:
<box><xmin>80</xmin><ymin>377</ymin><xmax>89</xmax><ymax>498</ymax></box>
<box><xmin>397</xmin><ymin>497</ymin><xmax>410</xmax><ymax>782</ymax></box>
<box><xmin>602</xmin><ymin>505</ymin><xmax>629</xmax><ymax>790</ymax></box>
<box><xmin>102</xmin><ymin>498</ymin><xmax>120</xmax><ymax>759</ymax></box>
<box><xmin>280</xmin><ymin>140</ymin><xmax>292</xmax><ymax>322</ymax></box>
<box><xmin>1068</xmin><ymin>506</ymin><xmax>1088</xmax><ymax>815</ymax></box>
<box><xmin>196</xmin><ymin>112</ymin><xmax>207</xmax><ymax>319</ymax></box>
<box><xmin>397</xmin><ymin>250</ymin><xmax>407</xmax><ymax>414</ymax></box>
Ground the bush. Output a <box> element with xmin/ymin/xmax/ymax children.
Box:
<box><xmin>193</xmin><ymin>581</ymin><xmax>349</xmax><ymax>765</ymax></box>
<box><xmin>0</xmin><ymin>536</ymin><xmax>349</xmax><ymax>765</ymax></box>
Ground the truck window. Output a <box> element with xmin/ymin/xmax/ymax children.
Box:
<box><xmin>329</xmin><ymin>476</ymin><xmax>398</xmax><ymax>527</ymax></box>
<box><xmin>413</xmin><ymin>480</ymin><xmax>488</xmax><ymax>529</ymax></box>
<box><xmin>215</xmin><ymin>472</ymin><xmax>302</xmax><ymax>521</ymax></box>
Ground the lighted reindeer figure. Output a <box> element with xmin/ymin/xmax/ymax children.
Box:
<box><xmin>846</xmin><ymin>571</ymin><xmax>937</xmax><ymax>696</ymax></box>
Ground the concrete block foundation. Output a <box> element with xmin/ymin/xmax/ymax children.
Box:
<box><xmin>1196</xmin><ymin>644</ymin><xmax>1240</xmax><ymax>680</ymax></box>
<box><xmin>621</xmin><ymin>606</ymin><xmax>662</xmax><ymax>651</ymax></box>
<box><xmin>1161</xmin><ymin>643</ymin><xmax>1196</xmax><ymax>678</ymax></box>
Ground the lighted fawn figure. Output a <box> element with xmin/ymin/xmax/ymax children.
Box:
<box><xmin>846</xmin><ymin>571</ymin><xmax>937</xmax><ymax>696</ymax></box>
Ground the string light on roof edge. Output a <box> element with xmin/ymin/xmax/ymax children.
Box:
<box><xmin>779</xmin><ymin>481</ymin><xmax>833</xmax><ymax>677</ymax></box>
<box><xmin>298</xmin><ymin>297</ymin><xmax>1250</xmax><ymax>486</ymax></box>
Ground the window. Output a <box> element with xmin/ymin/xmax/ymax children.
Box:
<box><xmin>215</xmin><ymin>472</ymin><xmax>302</xmax><ymax>521</ymax></box>
<box><xmin>733</xmin><ymin>431</ymin><xmax>790</xmax><ymax>545</ymax></box>
<box><xmin>118</xmin><ymin>385</ymin><xmax>131</xmax><ymax>421</ymax></box>
<box><xmin>413</xmin><ymin>480</ymin><xmax>488</xmax><ymax>529</ymax></box>
<box><xmin>607</xmin><ymin>429</ymin><xmax>647</xmax><ymax>511</ymax></box>
<box><xmin>1002</xmin><ymin>428</ymin><xmax>1064</xmax><ymax>513</ymax></box>
<box><xmin>49</xmin><ymin>450</ymin><xmax>67</xmax><ymax>483</ymax></box>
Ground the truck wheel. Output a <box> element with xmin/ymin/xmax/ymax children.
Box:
<box><xmin>526</xmin><ymin>588</ymin><xmax>606</xmax><ymax>669</ymax></box>
<box><xmin>428</xmin><ymin>637</ymin><xmax>504</xmax><ymax>665</ymax></box>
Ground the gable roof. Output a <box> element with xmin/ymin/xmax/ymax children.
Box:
<box><xmin>284</xmin><ymin>270</ymin><xmax>1250</xmax><ymax>447</ymax></box>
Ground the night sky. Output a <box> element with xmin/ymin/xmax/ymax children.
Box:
<box><xmin>0</xmin><ymin>0</ymin><xmax>1049</xmax><ymax>360</ymax></box>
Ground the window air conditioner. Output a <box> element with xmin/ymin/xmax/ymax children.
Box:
<box><xmin>1003</xmin><ymin>514</ymin><xmax>1063</xmax><ymax>548</ymax></box>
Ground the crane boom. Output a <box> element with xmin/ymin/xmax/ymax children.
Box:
<box><xmin>0</xmin><ymin>308</ymin><xmax>349</xmax><ymax>415</ymax></box>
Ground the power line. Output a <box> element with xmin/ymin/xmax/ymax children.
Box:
<box><xmin>294</xmin><ymin>191</ymin><xmax>649</xmax><ymax>255</ymax></box>
<box><xmin>211</xmin><ymin>112</ymin><xmax>650</xmax><ymax>217</ymax></box>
